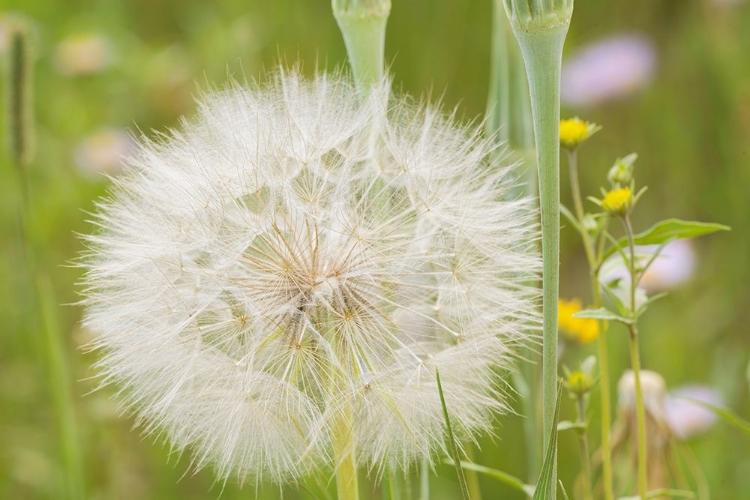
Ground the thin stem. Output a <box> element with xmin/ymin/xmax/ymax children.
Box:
<box><xmin>464</xmin><ymin>443</ymin><xmax>483</xmax><ymax>500</ymax></box>
<box><xmin>592</xmin><ymin>271</ymin><xmax>615</xmax><ymax>500</ymax></box>
<box><xmin>628</xmin><ymin>328</ymin><xmax>648</xmax><ymax>500</ymax></box>
<box><xmin>9</xmin><ymin>24</ymin><xmax>85</xmax><ymax>499</ymax></box>
<box><xmin>574</xmin><ymin>396</ymin><xmax>593</xmax><ymax>500</ymax></box>
<box><xmin>419</xmin><ymin>459</ymin><xmax>430</xmax><ymax>500</ymax></box>
<box><xmin>624</xmin><ymin>215</ymin><xmax>648</xmax><ymax>500</ymax></box>
<box><xmin>566</xmin><ymin>150</ymin><xmax>595</xmax><ymax>267</ymax></box>
<box><xmin>512</xmin><ymin>24</ymin><xmax>569</xmax><ymax>498</ymax></box>
<box><xmin>387</xmin><ymin>467</ymin><xmax>400</xmax><ymax>500</ymax></box>
<box><xmin>567</xmin><ymin>149</ymin><xmax>615</xmax><ymax>500</ymax></box>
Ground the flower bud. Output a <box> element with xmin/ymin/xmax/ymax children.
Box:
<box><xmin>559</xmin><ymin>117</ymin><xmax>600</xmax><ymax>150</ymax></box>
<box><xmin>601</xmin><ymin>187</ymin><xmax>632</xmax><ymax>217</ymax></box>
<box><xmin>607</xmin><ymin>153</ymin><xmax>637</xmax><ymax>187</ymax></box>
<box><xmin>567</xmin><ymin>371</ymin><xmax>595</xmax><ymax>396</ymax></box>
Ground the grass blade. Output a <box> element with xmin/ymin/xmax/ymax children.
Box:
<box><xmin>533</xmin><ymin>382</ymin><xmax>563</xmax><ymax>500</ymax></box>
<box><xmin>436</xmin><ymin>368</ymin><xmax>471</xmax><ymax>500</ymax></box>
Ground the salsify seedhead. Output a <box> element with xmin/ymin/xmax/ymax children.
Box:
<box><xmin>81</xmin><ymin>69</ymin><xmax>541</xmax><ymax>484</ymax></box>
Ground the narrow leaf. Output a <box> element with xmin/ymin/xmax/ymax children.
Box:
<box><xmin>618</xmin><ymin>488</ymin><xmax>696</xmax><ymax>499</ymax></box>
<box><xmin>573</xmin><ymin>307</ymin><xmax>633</xmax><ymax>325</ymax></box>
<box><xmin>557</xmin><ymin>421</ymin><xmax>586</xmax><ymax>432</ymax></box>
<box><xmin>604</xmin><ymin>219</ymin><xmax>729</xmax><ymax>259</ymax></box>
<box><xmin>681</xmin><ymin>398</ymin><xmax>750</xmax><ymax>437</ymax></box>
<box><xmin>436</xmin><ymin>368</ymin><xmax>471</xmax><ymax>500</ymax></box>
<box><xmin>533</xmin><ymin>382</ymin><xmax>563</xmax><ymax>500</ymax></box>
<box><xmin>559</xmin><ymin>481</ymin><xmax>570</xmax><ymax>500</ymax></box>
<box><xmin>449</xmin><ymin>461</ymin><xmax>534</xmax><ymax>498</ymax></box>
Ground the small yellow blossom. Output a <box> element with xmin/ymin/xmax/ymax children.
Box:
<box><xmin>601</xmin><ymin>187</ymin><xmax>633</xmax><ymax>216</ymax></box>
<box><xmin>558</xmin><ymin>298</ymin><xmax>599</xmax><ymax>344</ymax></box>
<box><xmin>560</xmin><ymin>117</ymin><xmax>598</xmax><ymax>150</ymax></box>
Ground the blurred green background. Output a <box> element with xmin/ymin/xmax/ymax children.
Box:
<box><xmin>1</xmin><ymin>0</ymin><xmax>749</xmax><ymax>498</ymax></box>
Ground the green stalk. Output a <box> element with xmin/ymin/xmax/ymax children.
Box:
<box><xmin>510</xmin><ymin>22</ymin><xmax>569</xmax><ymax>498</ymax></box>
<box><xmin>487</xmin><ymin>0</ymin><xmax>538</xmax><ymax>481</ymax></box>
<box><xmin>333</xmin><ymin>404</ymin><xmax>360</xmax><ymax>500</ymax></box>
<box><xmin>7</xmin><ymin>20</ymin><xmax>85</xmax><ymax>500</ymax></box>
<box><xmin>487</xmin><ymin>0</ymin><xmax>535</xmax><ymax>196</ymax></box>
<box><xmin>464</xmin><ymin>442</ymin><xmax>483</xmax><ymax>500</ymax></box>
<box><xmin>624</xmin><ymin>215</ymin><xmax>648</xmax><ymax>500</ymax></box>
<box><xmin>567</xmin><ymin>150</ymin><xmax>615</xmax><ymax>500</ymax></box>
<box><xmin>419</xmin><ymin>459</ymin><xmax>430</xmax><ymax>500</ymax></box>
<box><xmin>574</xmin><ymin>396</ymin><xmax>593</xmax><ymax>500</ymax></box>
<box><xmin>332</xmin><ymin>0</ymin><xmax>391</xmax><ymax>89</ymax></box>
<box><xmin>592</xmin><ymin>275</ymin><xmax>614</xmax><ymax>500</ymax></box>
<box><xmin>38</xmin><ymin>275</ymin><xmax>85</xmax><ymax>500</ymax></box>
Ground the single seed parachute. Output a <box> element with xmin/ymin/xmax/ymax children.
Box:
<box><xmin>80</xmin><ymin>69</ymin><xmax>541</xmax><ymax>484</ymax></box>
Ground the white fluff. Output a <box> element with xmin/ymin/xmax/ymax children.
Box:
<box><xmin>80</xmin><ymin>69</ymin><xmax>541</xmax><ymax>484</ymax></box>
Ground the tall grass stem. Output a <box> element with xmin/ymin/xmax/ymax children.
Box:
<box><xmin>511</xmin><ymin>24</ymin><xmax>570</xmax><ymax>498</ymax></box>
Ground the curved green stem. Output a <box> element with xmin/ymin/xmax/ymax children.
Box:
<box><xmin>487</xmin><ymin>0</ymin><xmax>538</xmax><ymax>480</ymax></box>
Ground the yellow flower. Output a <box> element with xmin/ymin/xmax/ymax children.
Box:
<box><xmin>601</xmin><ymin>187</ymin><xmax>632</xmax><ymax>216</ymax></box>
<box><xmin>558</xmin><ymin>298</ymin><xmax>599</xmax><ymax>344</ymax></box>
<box><xmin>559</xmin><ymin>117</ymin><xmax>598</xmax><ymax>150</ymax></box>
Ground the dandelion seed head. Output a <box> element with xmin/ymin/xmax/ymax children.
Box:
<box><xmin>81</xmin><ymin>69</ymin><xmax>541</xmax><ymax>484</ymax></box>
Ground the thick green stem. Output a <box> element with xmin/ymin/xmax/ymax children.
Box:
<box><xmin>333</xmin><ymin>407</ymin><xmax>360</xmax><ymax>500</ymax></box>
<box><xmin>624</xmin><ymin>215</ymin><xmax>648</xmax><ymax>499</ymax></box>
<box><xmin>487</xmin><ymin>0</ymin><xmax>535</xmax><ymax>199</ymax></box>
<box><xmin>488</xmin><ymin>1</ymin><xmax>538</xmax><ymax>480</ymax></box>
<box><xmin>568</xmin><ymin>150</ymin><xmax>615</xmax><ymax>500</ymax></box>
<box><xmin>575</xmin><ymin>396</ymin><xmax>593</xmax><ymax>500</ymax></box>
<box><xmin>333</xmin><ymin>0</ymin><xmax>390</xmax><ymax>90</ymax></box>
<box><xmin>512</xmin><ymin>24</ymin><xmax>569</xmax><ymax>497</ymax></box>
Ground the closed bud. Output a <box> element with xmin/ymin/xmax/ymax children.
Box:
<box><xmin>607</xmin><ymin>153</ymin><xmax>637</xmax><ymax>187</ymax></box>
<box><xmin>601</xmin><ymin>187</ymin><xmax>632</xmax><ymax>217</ymax></box>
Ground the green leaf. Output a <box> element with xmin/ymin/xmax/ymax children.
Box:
<box><xmin>604</xmin><ymin>219</ymin><xmax>730</xmax><ymax>259</ymax></box>
<box><xmin>557</xmin><ymin>421</ymin><xmax>586</xmax><ymax>432</ymax></box>
<box><xmin>681</xmin><ymin>397</ymin><xmax>750</xmax><ymax>437</ymax></box>
<box><xmin>573</xmin><ymin>307</ymin><xmax>633</xmax><ymax>325</ymax></box>
<box><xmin>449</xmin><ymin>461</ymin><xmax>534</xmax><ymax>498</ymax></box>
<box><xmin>532</xmin><ymin>382</ymin><xmax>563</xmax><ymax>500</ymax></box>
<box><xmin>558</xmin><ymin>481</ymin><xmax>570</xmax><ymax>500</ymax></box>
<box><xmin>436</xmin><ymin>368</ymin><xmax>471</xmax><ymax>500</ymax></box>
<box><xmin>636</xmin><ymin>292</ymin><xmax>669</xmax><ymax>316</ymax></box>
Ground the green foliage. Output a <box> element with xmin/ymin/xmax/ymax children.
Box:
<box><xmin>532</xmin><ymin>384</ymin><xmax>563</xmax><ymax>500</ymax></box>
<box><xmin>603</xmin><ymin>219</ymin><xmax>730</xmax><ymax>260</ymax></box>
<box><xmin>436</xmin><ymin>368</ymin><xmax>471</xmax><ymax>500</ymax></box>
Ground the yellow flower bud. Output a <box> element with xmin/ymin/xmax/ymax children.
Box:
<box><xmin>567</xmin><ymin>371</ymin><xmax>595</xmax><ymax>396</ymax></box>
<box><xmin>559</xmin><ymin>117</ymin><xmax>599</xmax><ymax>150</ymax></box>
<box><xmin>601</xmin><ymin>187</ymin><xmax>632</xmax><ymax>216</ymax></box>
